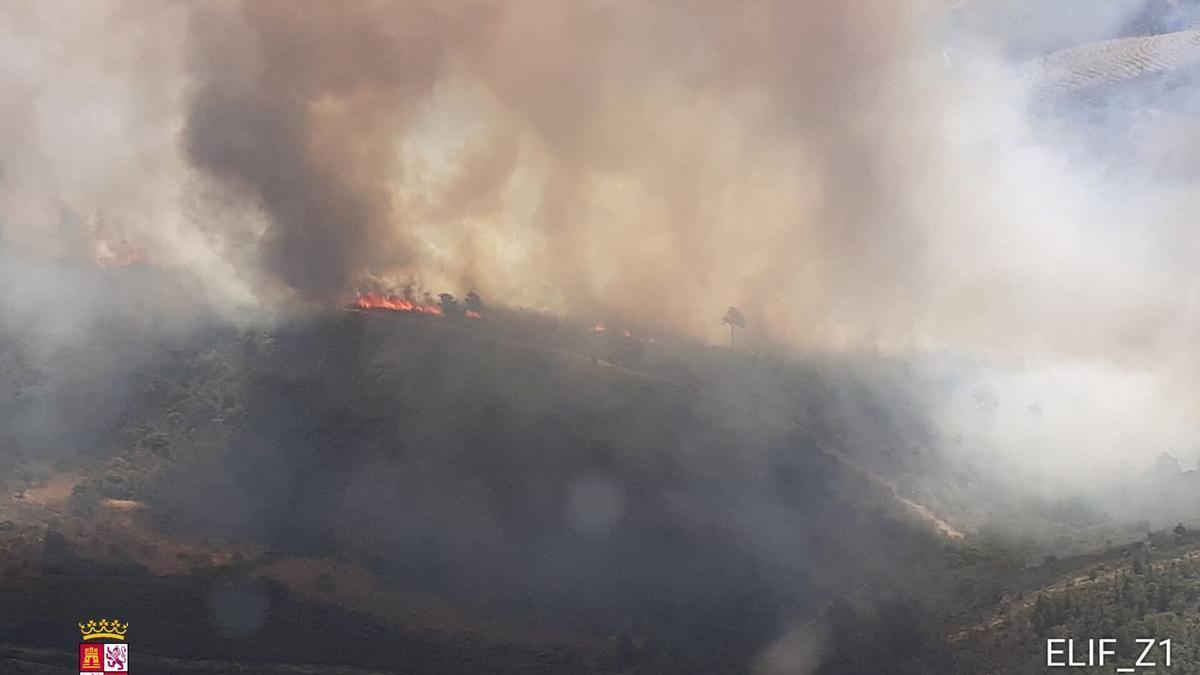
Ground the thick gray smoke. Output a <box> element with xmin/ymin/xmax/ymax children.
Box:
<box><xmin>184</xmin><ymin>1</ymin><xmax>456</xmax><ymax>300</ymax></box>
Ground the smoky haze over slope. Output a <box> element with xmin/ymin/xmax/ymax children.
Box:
<box><xmin>3</xmin><ymin>0</ymin><xmax>1200</xmax><ymax>477</ymax></box>
<box><xmin>7</xmin><ymin>5</ymin><xmax>1200</xmax><ymax>671</ymax></box>
<box><xmin>180</xmin><ymin>0</ymin><xmax>1200</xmax><ymax>364</ymax></box>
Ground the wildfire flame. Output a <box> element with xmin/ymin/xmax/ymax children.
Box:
<box><xmin>465</xmin><ymin>310</ymin><xmax>481</xmax><ymax>320</ymax></box>
<box><xmin>355</xmin><ymin>292</ymin><xmax>444</xmax><ymax>316</ymax></box>
<box><xmin>593</xmin><ymin>323</ymin><xmax>607</xmax><ymax>332</ymax></box>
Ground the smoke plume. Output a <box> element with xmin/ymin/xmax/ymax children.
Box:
<box><xmin>4</xmin><ymin>0</ymin><xmax>1200</xmax><ymax>476</ymax></box>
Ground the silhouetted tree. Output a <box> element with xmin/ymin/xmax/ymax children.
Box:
<box><xmin>464</xmin><ymin>291</ymin><xmax>483</xmax><ymax>313</ymax></box>
<box><xmin>722</xmin><ymin>307</ymin><xmax>746</xmax><ymax>348</ymax></box>
<box><xmin>438</xmin><ymin>293</ymin><xmax>459</xmax><ymax>317</ymax></box>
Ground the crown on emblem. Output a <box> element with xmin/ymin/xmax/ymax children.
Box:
<box><xmin>78</xmin><ymin>618</ymin><xmax>128</xmax><ymax>641</ymax></box>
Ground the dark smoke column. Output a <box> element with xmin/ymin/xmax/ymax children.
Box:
<box><xmin>183</xmin><ymin>1</ymin><xmax>453</xmax><ymax>300</ymax></box>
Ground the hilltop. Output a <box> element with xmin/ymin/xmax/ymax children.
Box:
<box><xmin>0</xmin><ymin>304</ymin><xmax>981</xmax><ymax>673</ymax></box>
<box><xmin>0</xmin><ymin>302</ymin><xmax>1194</xmax><ymax>673</ymax></box>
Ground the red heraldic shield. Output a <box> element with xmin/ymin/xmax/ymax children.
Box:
<box><xmin>79</xmin><ymin>643</ymin><xmax>103</xmax><ymax>671</ymax></box>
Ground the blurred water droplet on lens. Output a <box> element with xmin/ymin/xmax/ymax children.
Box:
<box><xmin>565</xmin><ymin>476</ymin><xmax>625</xmax><ymax>537</ymax></box>
<box><xmin>206</xmin><ymin>576</ymin><xmax>270</xmax><ymax>638</ymax></box>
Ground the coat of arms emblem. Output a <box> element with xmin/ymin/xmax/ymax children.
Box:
<box><xmin>78</xmin><ymin>618</ymin><xmax>128</xmax><ymax>673</ymax></box>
